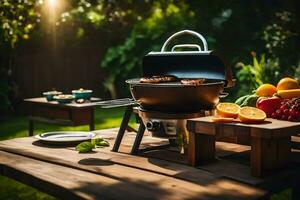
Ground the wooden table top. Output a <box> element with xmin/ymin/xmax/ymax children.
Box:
<box><xmin>0</xmin><ymin>128</ymin><xmax>270</xmax><ymax>200</ymax></box>
<box><xmin>24</xmin><ymin>97</ymin><xmax>101</xmax><ymax>108</ymax></box>
<box><xmin>187</xmin><ymin>116</ymin><xmax>300</xmax><ymax>139</ymax></box>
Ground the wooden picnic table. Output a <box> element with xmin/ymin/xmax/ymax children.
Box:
<box><xmin>24</xmin><ymin>97</ymin><xmax>101</xmax><ymax>136</ymax></box>
<box><xmin>1</xmin><ymin>128</ymin><xmax>300</xmax><ymax>199</ymax></box>
<box><xmin>0</xmin><ymin>128</ymin><xmax>271</xmax><ymax>200</ymax></box>
<box><xmin>187</xmin><ymin>116</ymin><xmax>300</xmax><ymax>178</ymax></box>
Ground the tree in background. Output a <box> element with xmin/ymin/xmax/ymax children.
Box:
<box><xmin>101</xmin><ymin>1</ymin><xmax>194</xmax><ymax>98</ymax></box>
<box><xmin>100</xmin><ymin>0</ymin><xmax>300</xmax><ymax>99</ymax></box>
<box><xmin>0</xmin><ymin>0</ymin><xmax>41</xmax><ymax>113</ymax></box>
<box><xmin>58</xmin><ymin>0</ymin><xmax>194</xmax><ymax>98</ymax></box>
<box><xmin>1</xmin><ymin>0</ymin><xmax>299</xmax><ymax>107</ymax></box>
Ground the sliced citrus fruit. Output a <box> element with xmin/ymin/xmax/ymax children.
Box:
<box><xmin>238</xmin><ymin>107</ymin><xmax>266</xmax><ymax>123</ymax></box>
<box><xmin>216</xmin><ymin>103</ymin><xmax>240</xmax><ymax>118</ymax></box>
<box><xmin>256</xmin><ymin>84</ymin><xmax>277</xmax><ymax>97</ymax></box>
<box><xmin>212</xmin><ymin>117</ymin><xmax>235</xmax><ymax>123</ymax></box>
<box><xmin>277</xmin><ymin>77</ymin><xmax>299</xmax><ymax>90</ymax></box>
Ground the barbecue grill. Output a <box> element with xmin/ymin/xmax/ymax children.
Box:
<box><xmin>127</xmin><ymin>29</ymin><xmax>234</xmax><ymax>112</ymax></box>
<box><xmin>105</xmin><ymin>30</ymin><xmax>235</xmax><ymax>154</ymax></box>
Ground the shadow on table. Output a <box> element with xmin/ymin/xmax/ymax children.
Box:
<box><xmin>32</xmin><ymin>140</ymin><xmax>87</xmax><ymax>148</ymax></box>
<box><xmin>71</xmin><ymin>180</ymin><xmax>173</xmax><ymax>199</ymax></box>
<box><xmin>236</xmin><ymin>120</ymin><xmax>273</xmax><ymax>125</ymax></box>
<box><xmin>78</xmin><ymin>158</ymin><xmax>114</xmax><ymax>166</ymax></box>
<box><xmin>70</xmin><ymin>176</ymin><xmax>264</xmax><ymax>200</ymax></box>
<box><xmin>219</xmin><ymin>150</ymin><xmax>250</xmax><ymax>165</ymax></box>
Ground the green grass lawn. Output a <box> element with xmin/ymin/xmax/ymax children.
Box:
<box><xmin>0</xmin><ymin>107</ymin><xmax>135</xmax><ymax>200</ymax></box>
<box><xmin>0</xmin><ymin>107</ymin><xmax>291</xmax><ymax>200</ymax></box>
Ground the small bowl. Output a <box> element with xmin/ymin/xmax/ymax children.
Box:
<box><xmin>43</xmin><ymin>91</ymin><xmax>62</xmax><ymax>101</ymax></box>
<box><xmin>72</xmin><ymin>88</ymin><xmax>93</xmax><ymax>100</ymax></box>
<box><xmin>53</xmin><ymin>94</ymin><xmax>75</xmax><ymax>104</ymax></box>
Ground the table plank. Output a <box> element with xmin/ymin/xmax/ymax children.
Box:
<box><xmin>0</xmin><ymin>129</ymin><xmax>254</xmax><ymax>184</ymax></box>
<box><xmin>0</xmin><ymin>140</ymin><xmax>265</xmax><ymax>199</ymax></box>
<box><xmin>0</xmin><ymin>151</ymin><xmax>130</xmax><ymax>200</ymax></box>
<box><xmin>0</xmin><ymin>137</ymin><xmax>216</xmax><ymax>184</ymax></box>
<box><xmin>2</xmin><ymin>150</ymin><xmax>239</xmax><ymax>200</ymax></box>
<box><xmin>3</xmin><ymin>128</ymin><xmax>293</xmax><ymax>185</ymax></box>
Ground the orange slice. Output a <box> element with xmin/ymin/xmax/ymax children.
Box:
<box><xmin>212</xmin><ymin>117</ymin><xmax>235</xmax><ymax>123</ymax></box>
<box><xmin>216</xmin><ymin>103</ymin><xmax>240</xmax><ymax>118</ymax></box>
<box><xmin>238</xmin><ymin>107</ymin><xmax>266</xmax><ymax>123</ymax></box>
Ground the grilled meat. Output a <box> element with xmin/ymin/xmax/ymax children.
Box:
<box><xmin>181</xmin><ymin>78</ymin><xmax>205</xmax><ymax>86</ymax></box>
<box><xmin>140</xmin><ymin>75</ymin><xmax>178</xmax><ymax>83</ymax></box>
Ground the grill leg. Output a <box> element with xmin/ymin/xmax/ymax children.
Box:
<box><xmin>112</xmin><ymin>106</ymin><xmax>133</xmax><ymax>152</ymax></box>
<box><xmin>131</xmin><ymin>122</ymin><xmax>145</xmax><ymax>155</ymax></box>
<box><xmin>169</xmin><ymin>139</ymin><xmax>177</xmax><ymax>146</ymax></box>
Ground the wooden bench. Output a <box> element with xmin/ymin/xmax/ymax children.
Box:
<box><xmin>187</xmin><ymin>116</ymin><xmax>300</xmax><ymax>177</ymax></box>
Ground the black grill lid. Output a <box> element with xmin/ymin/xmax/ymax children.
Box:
<box><xmin>142</xmin><ymin>30</ymin><xmax>233</xmax><ymax>86</ymax></box>
<box><xmin>143</xmin><ymin>52</ymin><xmax>226</xmax><ymax>80</ymax></box>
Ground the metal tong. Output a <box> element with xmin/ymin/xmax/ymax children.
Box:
<box><xmin>93</xmin><ymin>98</ymin><xmax>137</xmax><ymax>108</ymax></box>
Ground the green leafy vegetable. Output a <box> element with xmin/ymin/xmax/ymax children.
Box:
<box><xmin>91</xmin><ymin>138</ymin><xmax>110</xmax><ymax>148</ymax></box>
<box><xmin>76</xmin><ymin>138</ymin><xmax>110</xmax><ymax>153</ymax></box>
<box><xmin>76</xmin><ymin>141</ymin><xmax>95</xmax><ymax>153</ymax></box>
<box><xmin>96</xmin><ymin>140</ymin><xmax>110</xmax><ymax>148</ymax></box>
<box><xmin>240</xmin><ymin>94</ymin><xmax>259</xmax><ymax>107</ymax></box>
<box><xmin>235</xmin><ymin>94</ymin><xmax>259</xmax><ymax>107</ymax></box>
<box><xmin>235</xmin><ymin>95</ymin><xmax>250</xmax><ymax>106</ymax></box>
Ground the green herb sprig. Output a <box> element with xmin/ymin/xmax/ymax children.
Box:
<box><xmin>76</xmin><ymin>138</ymin><xmax>110</xmax><ymax>153</ymax></box>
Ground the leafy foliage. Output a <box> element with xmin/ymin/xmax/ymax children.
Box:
<box><xmin>0</xmin><ymin>0</ymin><xmax>41</xmax><ymax>47</ymax></box>
<box><xmin>261</xmin><ymin>11</ymin><xmax>298</xmax><ymax>76</ymax></box>
<box><xmin>1</xmin><ymin>0</ymin><xmax>300</xmax><ymax>105</ymax></box>
<box><xmin>0</xmin><ymin>0</ymin><xmax>41</xmax><ymax>111</ymax></box>
<box><xmin>100</xmin><ymin>1</ymin><xmax>195</xmax><ymax>97</ymax></box>
<box><xmin>236</xmin><ymin>53</ymin><xmax>280</xmax><ymax>97</ymax></box>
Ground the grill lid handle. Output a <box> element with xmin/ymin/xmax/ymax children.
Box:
<box><xmin>161</xmin><ymin>30</ymin><xmax>208</xmax><ymax>52</ymax></box>
<box><xmin>171</xmin><ymin>44</ymin><xmax>201</xmax><ymax>52</ymax></box>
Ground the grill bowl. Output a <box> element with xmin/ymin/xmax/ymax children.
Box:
<box><xmin>127</xmin><ymin>78</ymin><xmax>225</xmax><ymax>112</ymax></box>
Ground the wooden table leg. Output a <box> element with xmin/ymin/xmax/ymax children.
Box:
<box><xmin>292</xmin><ymin>174</ymin><xmax>300</xmax><ymax>200</ymax></box>
<box><xmin>251</xmin><ymin>138</ymin><xmax>263</xmax><ymax>177</ymax></box>
<box><xmin>188</xmin><ymin>132</ymin><xmax>215</xmax><ymax>166</ymax></box>
<box><xmin>89</xmin><ymin>108</ymin><xmax>95</xmax><ymax>131</ymax></box>
<box><xmin>29</xmin><ymin>119</ymin><xmax>34</xmax><ymax>136</ymax></box>
<box><xmin>251</xmin><ymin>137</ymin><xmax>291</xmax><ymax>177</ymax></box>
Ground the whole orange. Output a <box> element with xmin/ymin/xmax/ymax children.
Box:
<box><xmin>256</xmin><ymin>84</ymin><xmax>278</xmax><ymax>97</ymax></box>
<box><xmin>277</xmin><ymin>77</ymin><xmax>299</xmax><ymax>90</ymax></box>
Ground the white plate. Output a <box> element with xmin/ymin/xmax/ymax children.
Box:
<box><xmin>35</xmin><ymin>131</ymin><xmax>96</xmax><ymax>143</ymax></box>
